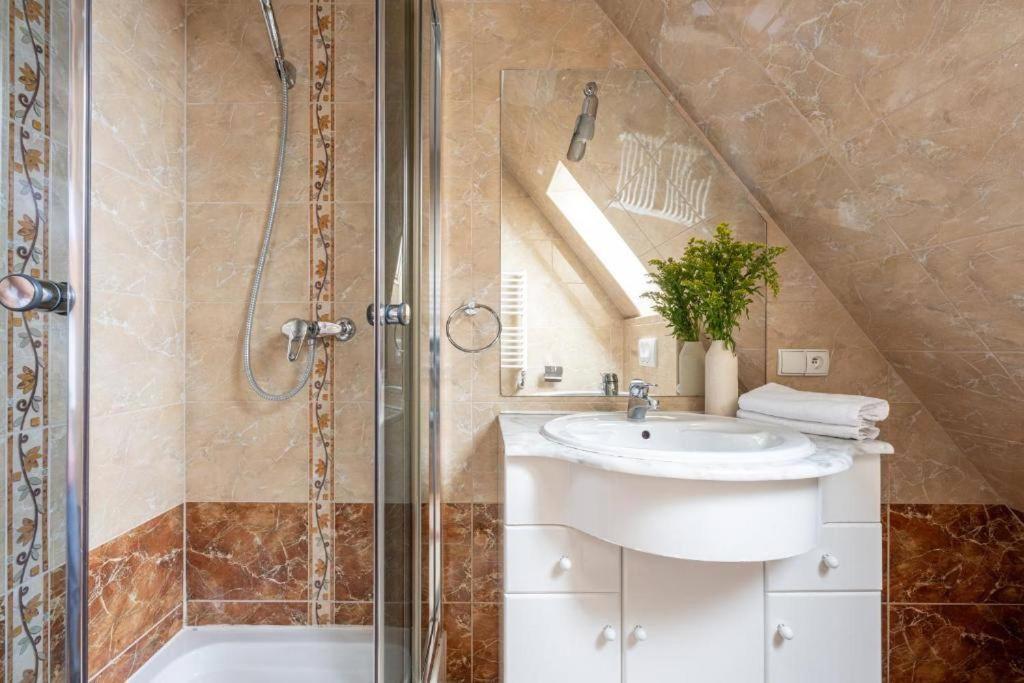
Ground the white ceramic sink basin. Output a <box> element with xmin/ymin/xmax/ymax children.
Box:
<box><xmin>541</xmin><ymin>411</ymin><xmax>814</xmax><ymax>464</ymax></box>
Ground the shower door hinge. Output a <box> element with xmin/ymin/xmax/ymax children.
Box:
<box><xmin>367</xmin><ymin>302</ymin><xmax>412</xmax><ymax>326</ymax></box>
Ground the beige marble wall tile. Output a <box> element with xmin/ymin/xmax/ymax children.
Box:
<box><xmin>186</xmin><ymin>102</ymin><xmax>310</xmax><ymax>203</ymax></box>
<box><xmin>949</xmin><ymin>433</ymin><xmax>1024</xmax><ymax>512</ymax></box>
<box><xmin>884</xmin><ymin>404</ymin><xmax>999</xmax><ymax>506</ymax></box>
<box><xmin>92</xmin><ymin>40</ymin><xmax>185</xmax><ymax>197</ymax></box>
<box><xmin>334</xmin><ymin>2</ymin><xmax>375</xmax><ymax>44</ymax></box>
<box><xmin>915</xmin><ymin>227</ymin><xmax>1024</xmax><ymax>353</ymax></box>
<box><xmin>93</xmin><ymin>0</ymin><xmax>186</xmax><ymax>95</ymax></box>
<box><xmin>334</xmin><ymin>402</ymin><xmax>374</xmax><ymax>503</ymax></box>
<box><xmin>186</xmin><ymin>301</ymin><xmax>314</xmax><ymax>403</ymax></box>
<box><xmin>827</xmin><ymin>254</ymin><xmax>986</xmax><ymax>353</ymax></box>
<box><xmin>758</xmin><ymin>153</ymin><xmax>905</xmax><ymax>267</ymax></box>
<box><xmin>334</xmin><ymin>102</ymin><xmax>376</xmax><ymax>202</ymax></box>
<box><xmin>186</xmin><ymin>0</ymin><xmax>309</xmax><ymax>104</ymax></box>
<box><xmin>89</xmin><ymin>405</ymin><xmax>186</xmax><ymax>548</ymax></box>
<box><xmin>334</xmin><ymin>203</ymin><xmax>374</xmax><ymax>303</ymax></box>
<box><xmin>90</xmin><ymin>292</ymin><xmax>185</xmax><ymax>417</ymax></box>
<box><xmin>623</xmin><ymin>0</ymin><xmax>821</xmax><ymax>185</ymax></box>
<box><xmin>91</xmin><ymin>164</ymin><xmax>185</xmax><ymax>300</ymax></box>
<box><xmin>888</xmin><ymin>351</ymin><xmax>1024</xmax><ymax>445</ymax></box>
<box><xmin>186</xmin><ymin>203</ymin><xmax>309</xmax><ymax>304</ymax></box>
<box><xmin>186</xmin><ymin>400</ymin><xmax>309</xmax><ymax>502</ymax></box>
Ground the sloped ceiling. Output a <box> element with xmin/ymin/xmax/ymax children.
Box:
<box><xmin>594</xmin><ymin>0</ymin><xmax>1024</xmax><ymax>503</ymax></box>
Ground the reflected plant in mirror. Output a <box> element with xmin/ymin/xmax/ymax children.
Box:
<box><xmin>499</xmin><ymin>68</ymin><xmax>769</xmax><ymax>397</ymax></box>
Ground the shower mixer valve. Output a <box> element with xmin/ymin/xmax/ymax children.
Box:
<box><xmin>281</xmin><ymin>318</ymin><xmax>356</xmax><ymax>362</ymax></box>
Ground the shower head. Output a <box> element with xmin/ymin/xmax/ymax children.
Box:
<box><xmin>258</xmin><ymin>0</ymin><xmax>296</xmax><ymax>88</ymax></box>
<box><xmin>566</xmin><ymin>82</ymin><xmax>599</xmax><ymax>162</ymax></box>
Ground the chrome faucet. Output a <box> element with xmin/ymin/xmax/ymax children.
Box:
<box><xmin>281</xmin><ymin>318</ymin><xmax>355</xmax><ymax>362</ymax></box>
<box><xmin>627</xmin><ymin>379</ymin><xmax>659</xmax><ymax>421</ymax></box>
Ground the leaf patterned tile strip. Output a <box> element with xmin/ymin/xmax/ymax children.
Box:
<box><xmin>6</xmin><ymin>0</ymin><xmax>53</xmax><ymax>680</ymax></box>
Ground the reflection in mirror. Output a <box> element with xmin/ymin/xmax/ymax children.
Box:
<box><xmin>499</xmin><ymin>69</ymin><xmax>767</xmax><ymax>397</ymax></box>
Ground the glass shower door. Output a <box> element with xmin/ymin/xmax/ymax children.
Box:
<box><xmin>1</xmin><ymin>0</ymin><xmax>87</xmax><ymax>678</ymax></box>
<box><xmin>374</xmin><ymin>0</ymin><xmax>431</xmax><ymax>681</ymax></box>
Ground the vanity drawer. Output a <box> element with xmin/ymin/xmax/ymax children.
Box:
<box><xmin>505</xmin><ymin>525</ymin><xmax>620</xmax><ymax>594</ymax></box>
<box><xmin>766</xmin><ymin>523</ymin><xmax>882</xmax><ymax>592</ymax></box>
<box><xmin>821</xmin><ymin>453</ymin><xmax>880</xmax><ymax>523</ymax></box>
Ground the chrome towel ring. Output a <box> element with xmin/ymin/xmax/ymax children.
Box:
<box><xmin>445</xmin><ymin>300</ymin><xmax>502</xmax><ymax>353</ymax></box>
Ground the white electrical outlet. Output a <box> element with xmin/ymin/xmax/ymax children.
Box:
<box><xmin>805</xmin><ymin>349</ymin><xmax>830</xmax><ymax>375</ymax></box>
<box><xmin>777</xmin><ymin>349</ymin><xmax>830</xmax><ymax>376</ymax></box>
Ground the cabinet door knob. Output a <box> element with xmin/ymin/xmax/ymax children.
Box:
<box><xmin>777</xmin><ymin>624</ymin><xmax>795</xmax><ymax>641</ymax></box>
<box><xmin>558</xmin><ymin>555</ymin><xmax>573</xmax><ymax>571</ymax></box>
<box><xmin>602</xmin><ymin>625</ymin><xmax>617</xmax><ymax>642</ymax></box>
<box><xmin>632</xmin><ymin>625</ymin><xmax>648</xmax><ymax>642</ymax></box>
<box><xmin>822</xmin><ymin>553</ymin><xmax>840</xmax><ymax>569</ymax></box>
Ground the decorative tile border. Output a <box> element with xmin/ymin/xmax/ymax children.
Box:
<box><xmin>6</xmin><ymin>0</ymin><xmax>54</xmax><ymax>679</ymax></box>
<box><xmin>308</xmin><ymin>0</ymin><xmax>336</xmax><ymax>627</ymax></box>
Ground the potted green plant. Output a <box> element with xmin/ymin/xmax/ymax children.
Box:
<box><xmin>646</xmin><ymin>222</ymin><xmax>785</xmax><ymax>415</ymax></box>
<box><xmin>644</xmin><ymin>255</ymin><xmax>705</xmax><ymax>396</ymax></box>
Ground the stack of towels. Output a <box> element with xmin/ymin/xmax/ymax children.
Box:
<box><xmin>737</xmin><ymin>383</ymin><xmax>889</xmax><ymax>441</ymax></box>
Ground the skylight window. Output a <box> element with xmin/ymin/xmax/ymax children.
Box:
<box><xmin>546</xmin><ymin>162</ymin><xmax>654</xmax><ymax>317</ymax></box>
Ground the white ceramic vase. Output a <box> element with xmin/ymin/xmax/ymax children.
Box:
<box><xmin>704</xmin><ymin>340</ymin><xmax>738</xmax><ymax>416</ymax></box>
<box><xmin>676</xmin><ymin>341</ymin><xmax>705</xmax><ymax>396</ymax></box>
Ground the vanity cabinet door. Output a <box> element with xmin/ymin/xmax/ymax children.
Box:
<box><xmin>622</xmin><ymin>550</ymin><xmax>764</xmax><ymax>682</ymax></box>
<box><xmin>504</xmin><ymin>593</ymin><xmax>621</xmax><ymax>683</ymax></box>
<box><xmin>766</xmin><ymin>592</ymin><xmax>881</xmax><ymax>683</ymax></box>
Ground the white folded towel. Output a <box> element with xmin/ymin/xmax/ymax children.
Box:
<box><xmin>737</xmin><ymin>409</ymin><xmax>881</xmax><ymax>441</ymax></box>
<box><xmin>738</xmin><ymin>383</ymin><xmax>889</xmax><ymax>427</ymax></box>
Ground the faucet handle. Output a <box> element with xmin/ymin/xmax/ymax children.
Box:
<box><xmin>629</xmin><ymin>379</ymin><xmax>656</xmax><ymax>398</ymax></box>
<box><xmin>281</xmin><ymin>319</ymin><xmax>312</xmax><ymax>362</ymax></box>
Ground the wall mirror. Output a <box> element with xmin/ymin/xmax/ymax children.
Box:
<box><xmin>499</xmin><ymin>68</ymin><xmax>767</xmax><ymax>397</ymax></box>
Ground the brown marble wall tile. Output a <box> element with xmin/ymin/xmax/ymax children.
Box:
<box><xmin>49</xmin><ymin>566</ymin><xmax>67</xmax><ymax>682</ymax></box>
<box><xmin>187</xmin><ymin>600</ymin><xmax>309</xmax><ymax>626</ymax></box>
<box><xmin>882</xmin><ymin>604</ymin><xmax>889</xmax><ymax>683</ymax></box>
<box><xmin>472</xmin><ymin>602</ymin><xmax>501</xmax><ymax>683</ymax></box>
<box><xmin>472</xmin><ymin>504</ymin><xmax>502</xmax><ymax>604</ymax></box>
<box><xmin>444</xmin><ymin>602</ymin><xmax>473</xmax><ymax>683</ymax></box>
<box><xmin>335</xmin><ymin>503</ymin><xmax>374</xmax><ymax>602</ymax></box>
<box><xmin>444</xmin><ymin>504</ymin><xmax>473</xmax><ymax>603</ymax></box>
<box><xmin>186</xmin><ymin>502</ymin><xmax>307</xmax><ymax>601</ymax></box>
<box><xmin>91</xmin><ymin>606</ymin><xmax>183</xmax><ymax>683</ymax></box>
<box><xmin>889</xmin><ymin>604</ymin><xmax>1024</xmax><ymax>683</ymax></box>
<box><xmin>890</xmin><ymin>504</ymin><xmax>1024</xmax><ymax>604</ymax></box>
<box><xmin>88</xmin><ymin>505</ymin><xmax>184</xmax><ymax>674</ymax></box>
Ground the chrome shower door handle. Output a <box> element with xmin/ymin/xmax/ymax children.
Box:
<box><xmin>0</xmin><ymin>274</ymin><xmax>73</xmax><ymax>315</ymax></box>
<box><xmin>366</xmin><ymin>302</ymin><xmax>412</xmax><ymax>326</ymax></box>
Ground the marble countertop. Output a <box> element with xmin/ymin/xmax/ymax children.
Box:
<box><xmin>498</xmin><ymin>411</ymin><xmax>892</xmax><ymax>482</ymax></box>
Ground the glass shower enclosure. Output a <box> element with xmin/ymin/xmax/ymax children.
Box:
<box><xmin>1</xmin><ymin>0</ymin><xmax>441</xmax><ymax>678</ymax></box>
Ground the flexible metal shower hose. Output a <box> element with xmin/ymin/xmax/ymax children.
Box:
<box><xmin>243</xmin><ymin>76</ymin><xmax>315</xmax><ymax>401</ymax></box>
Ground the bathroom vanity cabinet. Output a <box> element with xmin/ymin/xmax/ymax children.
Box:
<box><xmin>500</xmin><ymin>413</ymin><xmax>886</xmax><ymax>683</ymax></box>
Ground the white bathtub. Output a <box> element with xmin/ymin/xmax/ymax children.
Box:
<box><xmin>129</xmin><ymin>626</ymin><xmax>373</xmax><ymax>682</ymax></box>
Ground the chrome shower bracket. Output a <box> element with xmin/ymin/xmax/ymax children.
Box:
<box><xmin>277</xmin><ymin>59</ymin><xmax>297</xmax><ymax>89</ymax></box>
